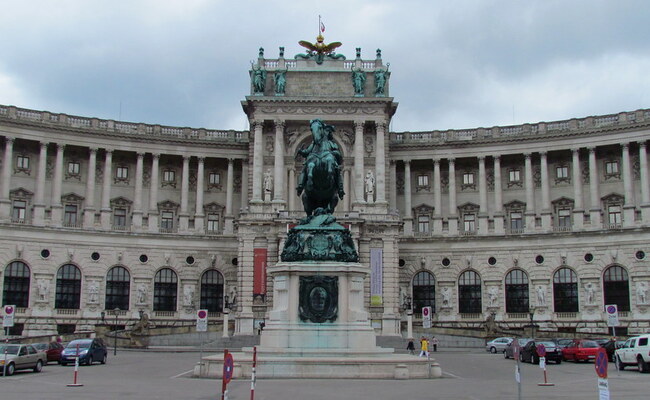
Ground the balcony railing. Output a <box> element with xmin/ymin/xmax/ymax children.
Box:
<box><xmin>555</xmin><ymin>312</ymin><xmax>577</xmax><ymax>319</ymax></box>
<box><xmin>153</xmin><ymin>311</ymin><xmax>176</xmax><ymax>317</ymax></box>
<box><xmin>56</xmin><ymin>309</ymin><xmax>79</xmax><ymax>315</ymax></box>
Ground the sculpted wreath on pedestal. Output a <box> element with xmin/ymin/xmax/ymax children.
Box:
<box><xmin>281</xmin><ymin>119</ymin><xmax>358</xmax><ymax>263</ymax></box>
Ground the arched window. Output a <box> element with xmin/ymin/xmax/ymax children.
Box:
<box><xmin>458</xmin><ymin>270</ymin><xmax>482</xmax><ymax>313</ymax></box>
<box><xmin>603</xmin><ymin>265</ymin><xmax>630</xmax><ymax>312</ymax></box>
<box><xmin>3</xmin><ymin>261</ymin><xmax>30</xmax><ymax>307</ymax></box>
<box><xmin>105</xmin><ymin>266</ymin><xmax>130</xmax><ymax>310</ymax></box>
<box><xmin>412</xmin><ymin>271</ymin><xmax>435</xmax><ymax>313</ymax></box>
<box><xmin>154</xmin><ymin>269</ymin><xmax>177</xmax><ymax>312</ymax></box>
<box><xmin>505</xmin><ymin>269</ymin><xmax>529</xmax><ymax>313</ymax></box>
<box><xmin>55</xmin><ymin>264</ymin><xmax>82</xmax><ymax>309</ymax></box>
<box><xmin>553</xmin><ymin>267</ymin><xmax>578</xmax><ymax>312</ymax></box>
<box><xmin>200</xmin><ymin>270</ymin><xmax>224</xmax><ymax>312</ymax></box>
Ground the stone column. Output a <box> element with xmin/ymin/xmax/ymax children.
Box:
<box><xmin>241</xmin><ymin>159</ymin><xmax>249</xmax><ymax>211</ymax></box>
<box><xmin>403</xmin><ymin>160</ymin><xmax>413</xmax><ymax>235</ymax></box>
<box><xmin>540</xmin><ymin>151</ymin><xmax>552</xmax><ymax>230</ymax></box>
<box><xmin>194</xmin><ymin>157</ymin><xmax>205</xmax><ymax>233</ymax></box>
<box><xmin>132</xmin><ymin>152</ymin><xmax>145</xmax><ymax>230</ymax></box>
<box><xmin>622</xmin><ymin>143</ymin><xmax>635</xmax><ymax>226</ymax></box>
<box><xmin>389</xmin><ymin>161</ymin><xmax>397</xmax><ymax>212</ymax></box>
<box><xmin>32</xmin><ymin>142</ymin><xmax>48</xmax><ymax>225</ymax></box>
<box><xmin>288</xmin><ymin>168</ymin><xmax>296</xmax><ymax>212</ymax></box>
<box><xmin>50</xmin><ymin>144</ymin><xmax>65</xmax><ymax>226</ymax></box>
<box><xmin>82</xmin><ymin>148</ymin><xmax>98</xmax><ymax>228</ymax></box>
<box><xmin>432</xmin><ymin>158</ymin><xmax>443</xmax><ymax>234</ymax></box>
<box><xmin>524</xmin><ymin>153</ymin><xmax>535</xmax><ymax>232</ymax></box>
<box><xmin>571</xmin><ymin>148</ymin><xmax>584</xmax><ymax>229</ymax></box>
<box><xmin>100</xmin><ymin>150</ymin><xmax>113</xmax><ymax>229</ymax></box>
<box><xmin>639</xmin><ymin>143</ymin><xmax>650</xmax><ymax>223</ymax></box>
<box><xmin>0</xmin><ymin>137</ymin><xmax>13</xmax><ymax>220</ymax></box>
<box><xmin>273</xmin><ymin>120</ymin><xmax>285</xmax><ymax>205</ymax></box>
<box><xmin>478</xmin><ymin>156</ymin><xmax>488</xmax><ymax>234</ymax></box>
<box><xmin>179</xmin><ymin>156</ymin><xmax>190</xmax><ymax>231</ymax></box>
<box><xmin>447</xmin><ymin>158</ymin><xmax>458</xmax><ymax>235</ymax></box>
<box><xmin>224</xmin><ymin>158</ymin><xmax>235</xmax><ymax>234</ymax></box>
<box><xmin>343</xmin><ymin>168</ymin><xmax>351</xmax><ymax>211</ymax></box>
<box><xmin>251</xmin><ymin>121</ymin><xmax>264</xmax><ymax>203</ymax></box>
<box><xmin>493</xmin><ymin>156</ymin><xmax>504</xmax><ymax>234</ymax></box>
<box><xmin>148</xmin><ymin>153</ymin><xmax>160</xmax><ymax>232</ymax></box>
<box><xmin>588</xmin><ymin>147</ymin><xmax>602</xmax><ymax>227</ymax></box>
<box><xmin>353</xmin><ymin>120</ymin><xmax>366</xmax><ymax>206</ymax></box>
<box><xmin>375</xmin><ymin>121</ymin><xmax>387</xmax><ymax>205</ymax></box>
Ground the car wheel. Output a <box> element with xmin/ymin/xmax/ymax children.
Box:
<box><xmin>556</xmin><ymin>359</ymin><xmax>562</xmax><ymax>364</ymax></box>
<box><xmin>617</xmin><ymin>356</ymin><xmax>625</xmax><ymax>370</ymax></box>
<box><xmin>34</xmin><ymin>360</ymin><xmax>43</xmax><ymax>373</ymax></box>
<box><xmin>6</xmin><ymin>363</ymin><xmax>15</xmax><ymax>376</ymax></box>
<box><xmin>638</xmin><ymin>357</ymin><xmax>649</xmax><ymax>373</ymax></box>
<box><xmin>504</xmin><ymin>351</ymin><xmax>509</xmax><ymax>359</ymax></box>
<box><xmin>519</xmin><ymin>353</ymin><xmax>524</xmax><ymax>362</ymax></box>
<box><xmin>87</xmin><ymin>356</ymin><xmax>93</xmax><ymax>366</ymax></box>
<box><xmin>101</xmin><ymin>354</ymin><xmax>107</xmax><ymax>364</ymax></box>
<box><xmin>490</xmin><ymin>347</ymin><xmax>497</xmax><ymax>354</ymax></box>
<box><xmin>60</xmin><ymin>362</ymin><xmax>68</xmax><ymax>366</ymax></box>
<box><xmin>532</xmin><ymin>355</ymin><xmax>538</xmax><ymax>364</ymax></box>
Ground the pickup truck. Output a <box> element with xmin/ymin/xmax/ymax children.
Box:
<box><xmin>614</xmin><ymin>334</ymin><xmax>650</xmax><ymax>372</ymax></box>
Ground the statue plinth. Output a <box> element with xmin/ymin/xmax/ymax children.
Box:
<box><xmin>281</xmin><ymin>212</ymin><xmax>358</xmax><ymax>262</ymax></box>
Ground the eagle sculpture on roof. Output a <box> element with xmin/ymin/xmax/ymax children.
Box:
<box><xmin>295</xmin><ymin>34</ymin><xmax>346</xmax><ymax>64</ymax></box>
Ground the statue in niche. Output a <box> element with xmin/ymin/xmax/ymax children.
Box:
<box><xmin>274</xmin><ymin>70</ymin><xmax>287</xmax><ymax>95</ymax></box>
<box><xmin>488</xmin><ymin>286</ymin><xmax>499</xmax><ymax>307</ymax></box>
<box><xmin>251</xmin><ymin>64</ymin><xmax>267</xmax><ymax>93</ymax></box>
<box><xmin>263</xmin><ymin>169</ymin><xmax>273</xmax><ymax>194</ymax></box>
<box><xmin>228</xmin><ymin>286</ymin><xmax>237</xmax><ymax>309</ymax></box>
<box><xmin>441</xmin><ymin>287</ymin><xmax>452</xmax><ymax>307</ymax></box>
<box><xmin>364</xmin><ymin>170</ymin><xmax>375</xmax><ymax>201</ymax></box>
<box><xmin>37</xmin><ymin>279</ymin><xmax>49</xmax><ymax>302</ymax></box>
<box><xmin>137</xmin><ymin>284</ymin><xmax>147</xmax><ymax>304</ymax></box>
<box><xmin>88</xmin><ymin>282</ymin><xmax>99</xmax><ymax>304</ymax></box>
<box><xmin>637</xmin><ymin>281</ymin><xmax>648</xmax><ymax>304</ymax></box>
<box><xmin>183</xmin><ymin>285</ymin><xmax>195</xmax><ymax>307</ymax></box>
<box><xmin>584</xmin><ymin>283</ymin><xmax>595</xmax><ymax>305</ymax></box>
<box><xmin>351</xmin><ymin>67</ymin><xmax>366</xmax><ymax>95</ymax></box>
<box><xmin>536</xmin><ymin>285</ymin><xmax>546</xmax><ymax>307</ymax></box>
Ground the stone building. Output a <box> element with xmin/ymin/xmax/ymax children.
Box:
<box><xmin>1</xmin><ymin>41</ymin><xmax>649</xmax><ymax>338</ymax></box>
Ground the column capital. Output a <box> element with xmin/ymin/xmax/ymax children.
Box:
<box><xmin>621</xmin><ymin>142</ymin><xmax>630</xmax><ymax>150</ymax></box>
<box><xmin>588</xmin><ymin>146</ymin><xmax>597</xmax><ymax>154</ymax></box>
<box><xmin>251</xmin><ymin>120</ymin><xmax>263</xmax><ymax>129</ymax></box>
<box><xmin>571</xmin><ymin>147</ymin><xmax>581</xmax><ymax>154</ymax></box>
<box><xmin>152</xmin><ymin>153</ymin><xmax>160</xmax><ymax>160</ymax></box>
<box><xmin>274</xmin><ymin>119</ymin><xmax>285</xmax><ymax>130</ymax></box>
<box><xmin>493</xmin><ymin>154</ymin><xmax>501</xmax><ymax>162</ymax></box>
<box><xmin>375</xmin><ymin>120</ymin><xmax>387</xmax><ymax>130</ymax></box>
<box><xmin>182</xmin><ymin>155</ymin><xmax>190</xmax><ymax>161</ymax></box>
<box><xmin>227</xmin><ymin>157</ymin><xmax>235</xmax><ymax>164</ymax></box>
<box><xmin>4</xmin><ymin>136</ymin><xmax>15</xmax><ymax>145</ymax></box>
<box><xmin>448</xmin><ymin>157</ymin><xmax>455</xmax><ymax>164</ymax></box>
<box><xmin>104</xmin><ymin>148</ymin><xmax>113</xmax><ymax>156</ymax></box>
<box><xmin>197</xmin><ymin>156</ymin><xmax>205</xmax><ymax>163</ymax></box>
<box><xmin>354</xmin><ymin>120</ymin><xmax>365</xmax><ymax>130</ymax></box>
<box><xmin>39</xmin><ymin>142</ymin><xmax>49</xmax><ymax>149</ymax></box>
<box><xmin>136</xmin><ymin>152</ymin><xmax>145</xmax><ymax>158</ymax></box>
<box><xmin>403</xmin><ymin>159</ymin><xmax>411</xmax><ymax>166</ymax></box>
<box><xmin>477</xmin><ymin>155</ymin><xmax>485</xmax><ymax>162</ymax></box>
<box><xmin>433</xmin><ymin>158</ymin><xmax>440</xmax><ymax>165</ymax></box>
<box><xmin>539</xmin><ymin>151</ymin><xmax>547</xmax><ymax>157</ymax></box>
<box><xmin>89</xmin><ymin>147</ymin><xmax>98</xmax><ymax>154</ymax></box>
<box><xmin>523</xmin><ymin>152</ymin><xmax>532</xmax><ymax>159</ymax></box>
<box><xmin>56</xmin><ymin>143</ymin><xmax>66</xmax><ymax>151</ymax></box>
<box><xmin>639</xmin><ymin>141</ymin><xmax>647</xmax><ymax>149</ymax></box>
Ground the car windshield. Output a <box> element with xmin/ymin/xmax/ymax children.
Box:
<box><xmin>67</xmin><ymin>340</ymin><xmax>91</xmax><ymax>349</ymax></box>
<box><xmin>539</xmin><ymin>341</ymin><xmax>556</xmax><ymax>347</ymax></box>
<box><xmin>582</xmin><ymin>340</ymin><xmax>599</xmax><ymax>348</ymax></box>
<box><xmin>33</xmin><ymin>343</ymin><xmax>48</xmax><ymax>350</ymax></box>
<box><xmin>0</xmin><ymin>345</ymin><xmax>20</xmax><ymax>355</ymax></box>
<box><xmin>518</xmin><ymin>338</ymin><xmax>532</xmax><ymax>345</ymax></box>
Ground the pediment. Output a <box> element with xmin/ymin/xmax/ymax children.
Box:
<box><xmin>10</xmin><ymin>187</ymin><xmax>34</xmax><ymax>199</ymax></box>
<box><xmin>551</xmin><ymin>196</ymin><xmax>575</xmax><ymax>207</ymax></box>
<box><xmin>157</xmin><ymin>200</ymin><xmax>180</xmax><ymax>210</ymax></box>
<box><xmin>204</xmin><ymin>202</ymin><xmax>225</xmax><ymax>213</ymax></box>
<box><xmin>504</xmin><ymin>200</ymin><xmax>526</xmax><ymax>210</ymax></box>
<box><xmin>412</xmin><ymin>203</ymin><xmax>434</xmax><ymax>214</ymax></box>
<box><xmin>457</xmin><ymin>202</ymin><xmax>480</xmax><ymax>212</ymax></box>
<box><xmin>61</xmin><ymin>192</ymin><xmax>85</xmax><ymax>202</ymax></box>
<box><xmin>110</xmin><ymin>196</ymin><xmax>133</xmax><ymax>207</ymax></box>
<box><xmin>601</xmin><ymin>192</ymin><xmax>625</xmax><ymax>203</ymax></box>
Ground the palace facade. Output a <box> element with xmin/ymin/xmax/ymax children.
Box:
<box><xmin>1</xmin><ymin>44</ymin><xmax>649</xmax><ymax>338</ymax></box>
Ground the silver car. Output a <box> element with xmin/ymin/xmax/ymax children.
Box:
<box><xmin>486</xmin><ymin>337</ymin><xmax>513</xmax><ymax>353</ymax></box>
<box><xmin>0</xmin><ymin>344</ymin><xmax>47</xmax><ymax>376</ymax></box>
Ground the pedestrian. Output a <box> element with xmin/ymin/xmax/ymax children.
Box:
<box><xmin>407</xmin><ymin>338</ymin><xmax>415</xmax><ymax>355</ymax></box>
<box><xmin>431</xmin><ymin>336</ymin><xmax>439</xmax><ymax>352</ymax></box>
<box><xmin>419</xmin><ymin>336</ymin><xmax>429</xmax><ymax>357</ymax></box>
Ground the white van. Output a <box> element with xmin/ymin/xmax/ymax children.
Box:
<box><xmin>614</xmin><ymin>334</ymin><xmax>650</xmax><ymax>372</ymax></box>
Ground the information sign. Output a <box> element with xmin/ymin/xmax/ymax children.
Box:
<box><xmin>196</xmin><ymin>309</ymin><xmax>208</xmax><ymax>332</ymax></box>
<box><xmin>539</xmin><ymin>356</ymin><xmax>546</xmax><ymax>369</ymax></box>
<box><xmin>2</xmin><ymin>305</ymin><xmax>15</xmax><ymax>328</ymax></box>
<box><xmin>422</xmin><ymin>307</ymin><xmax>432</xmax><ymax>329</ymax></box>
<box><xmin>605</xmin><ymin>304</ymin><xmax>619</xmax><ymax>327</ymax></box>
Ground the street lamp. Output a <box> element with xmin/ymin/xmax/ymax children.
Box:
<box><xmin>113</xmin><ymin>308</ymin><xmax>120</xmax><ymax>356</ymax></box>
<box><xmin>529</xmin><ymin>308</ymin><xmax>537</xmax><ymax>339</ymax></box>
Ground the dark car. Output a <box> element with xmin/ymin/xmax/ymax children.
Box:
<box><xmin>601</xmin><ymin>339</ymin><xmax>625</xmax><ymax>362</ymax></box>
<box><xmin>504</xmin><ymin>338</ymin><xmax>533</xmax><ymax>359</ymax></box>
<box><xmin>520</xmin><ymin>340</ymin><xmax>562</xmax><ymax>364</ymax></box>
<box><xmin>32</xmin><ymin>342</ymin><xmax>64</xmax><ymax>363</ymax></box>
<box><xmin>60</xmin><ymin>338</ymin><xmax>107</xmax><ymax>366</ymax></box>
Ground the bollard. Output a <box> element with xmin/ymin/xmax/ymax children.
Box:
<box><xmin>250</xmin><ymin>346</ymin><xmax>257</xmax><ymax>400</ymax></box>
<box><xmin>66</xmin><ymin>344</ymin><xmax>84</xmax><ymax>387</ymax></box>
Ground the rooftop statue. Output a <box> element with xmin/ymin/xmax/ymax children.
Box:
<box><xmin>295</xmin><ymin>34</ymin><xmax>346</xmax><ymax>65</ymax></box>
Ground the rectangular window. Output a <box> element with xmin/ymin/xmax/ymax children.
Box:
<box><xmin>163</xmin><ymin>170</ymin><xmax>176</xmax><ymax>183</ymax></box>
<box><xmin>208</xmin><ymin>172</ymin><xmax>220</xmax><ymax>185</ymax></box>
<box><xmin>68</xmin><ymin>161</ymin><xmax>80</xmax><ymax>175</ymax></box>
<box><xmin>114</xmin><ymin>208</ymin><xmax>127</xmax><ymax>227</ymax></box>
<box><xmin>462</xmin><ymin>173</ymin><xmax>474</xmax><ymax>185</ymax></box>
<box><xmin>116</xmin><ymin>166</ymin><xmax>128</xmax><ymax>179</ymax></box>
<box><xmin>463</xmin><ymin>214</ymin><xmax>476</xmax><ymax>232</ymax></box>
<box><xmin>417</xmin><ymin>175</ymin><xmax>429</xmax><ymax>187</ymax></box>
<box><xmin>509</xmin><ymin>169</ymin><xmax>521</xmax><ymax>182</ymax></box>
<box><xmin>64</xmin><ymin>205</ymin><xmax>78</xmax><ymax>226</ymax></box>
<box><xmin>417</xmin><ymin>215</ymin><xmax>429</xmax><ymax>233</ymax></box>
<box><xmin>12</xmin><ymin>200</ymin><xmax>26</xmax><ymax>221</ymax></box>
<box><xmin>608</xmin><ymin>205</ymin><xmax>622</xmax><ymax>225</ymax></box>
<box><xmin>558</xmin><ymin>208</ymin><xmax>571</xmax><ymax>228</ymax></box>
<box><xmin>207</xmin><ymin>214</ymin><xmax>219</xmax><ymax>232</ymax></box>
<box><xmin>556</xmin><ymin>166</ymin><xmax>568</xmax><ymax>179</ymax></box>
<box><xmin>17</xmin><ymin>155</ymin><xmax>30</xmax><ymax>169</ymax></box>
<box><xmin>161</xmin><ymin>211</ymin><xmax>174</xmax><ymax>229</ymax></box>
<box><xmin>510</xmin><ymin>212</ymin><xmax>523</xmax><ymax>230</ymax></box>
<box><xmin>605</xmin><ymin>161</ymin><xmax>619</xmax><ymax>175</ymax></box>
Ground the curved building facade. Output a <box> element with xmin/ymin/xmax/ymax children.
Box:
<box><xmin>1</xmin><ymin>44</ymin><xmax>649</xmax><ymax>337</ymax></box>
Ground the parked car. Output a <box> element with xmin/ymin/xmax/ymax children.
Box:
<box><xmin>599</xmin><ymin>339</ymin><xmax>625</xmax><ymax>362</ymax></box>
<box><xmin>562</xmin><ymin>339</ymin><xmax>600</xmax><ymax>362</ymax></box>
<box><xmin>32</xmin><ymin>342</ymin><xmax>64</xmax><ymax>363</ymax></box>
<box><xmin>486</xmin><ymin>337</ymin><xmax>513</xmax><ymax>353</ymax></box>
<box><xmin>60</xmin><ymin>338</ymin><xmax>107</xmax><ymax>366</ymax></box>
<box><xmin>554</xmin><ymin>338</ymin><xmax>574</xmax><ymax>350</ymax></box>
<box><xmin>504</xmin><ymin>338</ymin><xmax>533</xmax><ymax>359</ymax></box>
<box><xmin>615</xmin><ymin>334</ymin><xmax>650</xmax><ymax>372</ymax></box>
<box><xmin>520</xmin><ymin>340</ymin><xmax>562</xmax><ymax>364</ymax></box>
<box><xmin>0</xmin><ymin>344</ymin><xmax>47</xmax><ymax>376</ymax></box>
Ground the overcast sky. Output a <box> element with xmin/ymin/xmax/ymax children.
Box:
<box><xmin>1</xmin><ymin>0</ymin><xmax>649</xmax><ymax>133</ymax></box>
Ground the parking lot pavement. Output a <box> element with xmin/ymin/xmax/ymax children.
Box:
<box><xmin>1</xmin><ymin>349</ymin><xmax>648</xmax><ymax>400</ymax></box>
